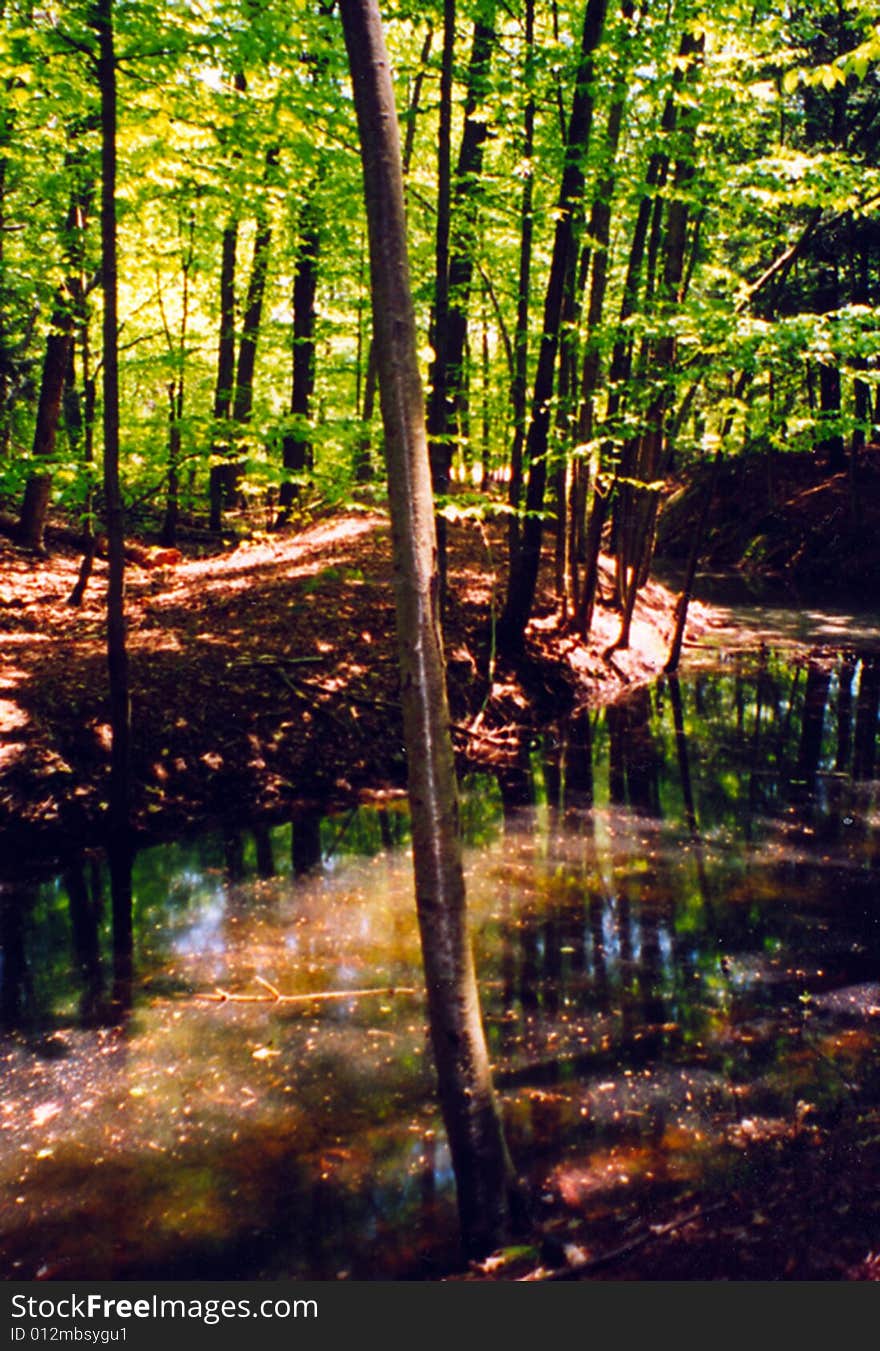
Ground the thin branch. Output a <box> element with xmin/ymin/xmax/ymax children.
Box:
<box><xmin>197</xmin><ymin>980</ymin><xmax>419</xmax><ymax>1005</ymax></box>
<box><xmin>523</xmin><ymin>1200</ymin><xmax>727</xmax><ymax>1281</ymax></box>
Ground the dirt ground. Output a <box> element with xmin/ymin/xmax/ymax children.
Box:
<box><xmin>659</xmin><ymin>446</ymin><xmax>880</xmax><ymax>596</ymax></box>
<box><xmin>0</xmin><ymin>507</ymin><xmax>724</xmax><ymax>873</ymax></box>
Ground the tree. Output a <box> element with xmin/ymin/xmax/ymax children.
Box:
<box><xmin>94</xmin><ymin>0</ymin><xmax>132</xmax><ymax>999</ymax></box>
<box><xmin>338</xmin><ymin>0</ymin><xmax>519</xmax><ymax>1260</ymax></box>
<box><xmin>17</xmin><ymin>121</ymin><xmax>97</xmax><ymax>552</ymax></box>
<box><xmin>498</xmin><ymin>0</ymin><xmax>609</xmax><ymax>657</ymax></box>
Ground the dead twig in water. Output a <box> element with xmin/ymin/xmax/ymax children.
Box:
<box><xmin>197</xmin><ymin>976</ymin><xmax>419</xmax><ymax>1005</ymax></box>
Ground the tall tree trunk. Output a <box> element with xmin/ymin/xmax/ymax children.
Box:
<box><xmin>429</xmin><ymin>11</ymin><xmax>496</xmax><ymax>556</ymax></box>
<box><xmin>507</xmin><ymin>0</ymin><xmax>535</xmax><ymax>561</ymax></box>
<box><xmin>612</xmin><ymin>29</ymin><xmax>704</xmax><ymax>650</ymax></box>
<box><xmin>569</xmin><ymin>8</ymin><xmax>632</xmax><ymax>616</ymax></box>
<box><xmin>67</xmin><ymin>313</ymin><xmax>98</xmax><ymax>605</ymax></box>
<box><xmin>278</xmin><ymin>193</ymin><xmax>320</xmax><ymax>520</ymax></box>
<box><xmin>96</xmin><ymin>0</ymin><xmax>132</xmax><ymax>990</ymax></box>
<box><xmin>17</xmin><ymin>302</ymin><xmax>73</xmax><ymax>551</ymax></box>
<box><xmin>817</xmin><ymin>359</ymin><xmax>845</xmax><ymax>474</ymax></box>
<box><xmin>231</xmin><ymin>234</ymin><xmax>270</xmax><ymax>428</ymax></box>
<box><xmin>498</xmin><ymin>0</ymin><xmax>609</xmax><ymax>657</ymax></box>
<box><xmin>160</xmin><ymin>210</ymin><xmax>194</xmax><ymax>548</ymax></box>
<box><xmin>340</xmin><ymin>0</ymin><xmax>519</xmax><ymax>1260</ymax></box>
<box><xmin>356</xmin><ymin>26</ymin><xmax>433</xmax><ymax>486</ymax></box>
<box><xmin>18</xmin><ymin>143</ymin><xmax>94</xmax><ymax>552</ymax></box>
<box><xmin>209</xmin><ymin>217</ymin><xmax>238</xmax><ymax>532</ymax></box>
<box><xmin>426</xmin><ymin>0</ymin><xmax>455</xmax><ymax>586</ymax></box>
<box><xmin>221</xmin><ymin>147</ymin><xmax>278</xmax><ymax>511</ymax></box>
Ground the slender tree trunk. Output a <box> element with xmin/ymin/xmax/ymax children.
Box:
<box><xmin>426</xmin><ymin>0</ymin><xmax>455</xmax><ymax>586</ymax></box>
<box><xmin>160</xmin><ymin>211</ymin><xmax>194</xmax><ymax>548</ymax></box>
<box><xmin>96</xmin><ymin>0</ymin><xmax>132</xmax><ymax>989</ymax></box>
<box><xmin>209</xmin><ymin>218</ymin><xmax>238</xmax><ymax>532</ymax></box>
<box><xmin>232</xmin><ymin>228</ymin><xmax>271</xmax><ymax>426</ymax></box>
<box><xmin>507</xmin><ymin>0</ymin><xmax>535</xmax><ymax>561</ymax></box>
<box><xmin>278</xmin><ymin>193</ymin><xmax>320</xmax><ymax>520</ymax></box>
<box><xmin>434</xmin><ymin>13</ymin><xmax>496</xmax><ymax>474</ymax></box>
<box><xmin>817</xmin><ymin>359</ymin><xmax>845</xmax><ymax>475</ymax></box>
<box><xmin>68</xmin><ymin>317</ymin><xmax>98</xmax><ymax>605</ymax></box>
<box><xmin>219</xmin><ymin>147</ymin><xmax>278</xmax><ymax>512</ymax></box>
<box><xmin>498</xmin><ymin>0</ymin><xmax>609</xmax><ymax>657</ymax></box>
<box><xmin>17</xmin><ymin>306</ymin><xmax>73</xmax><ymax>551</ymax></box>
<box><xmin>356</xmin><ymin>27</ymin><xmax>433</xmax><ymax>485</ymax></box>
<box><xmin>340</xmin><ymin>0</ymin><xmax>519</xmax><ymax>1260</ymax></box>
<box><xmin>18</xmin><ymin>128</ymin><xmax>94</xmax><ymax>551</ymax></box>
<box><xmin>612</xmin><ymin>29</ymin><xmax>704</xmax><ymax>650</ymax></box>
<box><xmin>569</xmin><ymin>10</ymin><xmax>632</xmax><ymax>613</ymax></box>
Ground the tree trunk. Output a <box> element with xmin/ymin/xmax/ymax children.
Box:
<box><xmin>354</xmin><ymin>27</ymin><xmax>432</xmax><ymax>486</ymax></box>
<box><xmin>817</xmin><ymin>360</ymin><xmax>845</xmax><ymax>475</ymax></box>
<box><xmin>278</xmin><ymin>194</ymin><xmax>319</xmax><ymax>520</ymax></box>
<box><xmin>18</xmin><ymin>125</ymin><xmax>95</xmax><ymax>552</ymax></box>
<box><xmin>507</xmin><ymin>0</ymin><xmax>535</xmax><ymax>562</ymax></box>
<box><xmin>498</xmin><ymin>0</ymin><xmax>609</xmax><ymax>657</ymax></box>
<box><xmin>209</xmin><ymin>218</ymin><xmax>238</xmax><ymax>532</ymax></box>
<box><xmin>340</xmin><ymin>0</ymin><xmax>519</xmax><ymax>1260</ymax></box>
<box><xmin>612</xmin><ymin>29</ymin><xmax>704</xmax><ymax>650</ymax></box>
<box><xmin>426</xmin><ymin>0</ymin><xmax>455</xmax><ymax>586</ymax></box>
<box><xmin>96</xmin><ymin>0</ymin><xmax>132</xmax><ymax>975</ymax></box>
<box><xmin>569</xmin><ymin>9</ymin><xmax>632</xmax><ymax>612</ymax></box>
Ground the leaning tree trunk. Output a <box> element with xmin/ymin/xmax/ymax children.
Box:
<box><xmin>339</xmin><ymin>0</ymin><xmax>519</xmax><ymax>1260</ymax></box>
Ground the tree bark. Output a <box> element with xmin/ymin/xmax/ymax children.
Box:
<box><xmin>278</xmin><ymin>193</ymin><xmax>320</xmax><ymax>519</ymax></box>
<box><xmin>17</xmin><ymin>136</ymin><xmax>94</xmax><ymax>553</ymax></box>
<box><xmin>209</xmin><ymin>218</ymin><xmax>238</xmax><ymax>531</ymax></box>
<box><xmin>95</xmin><ymin>0</ymin><xmax>132</xmax><ymax>979</ymax></box>
<box><xmin>498</xmin><ymin>0</ymin><xmax>609</xmax><ymax>657</ymax></box>
<box><xmin>507</xmin><ymin>0</ymin><xmax>535</xmax><ymax>562</ymax></box>
<box><xmin>339</xmin><ymin>0</ymin><xmax>519</xmax><ymax>1260</ymax></box>
<box><xmin>426</xmin><ymin>0</ymin><xmax>455</xmax><ymax>587</ymax></box>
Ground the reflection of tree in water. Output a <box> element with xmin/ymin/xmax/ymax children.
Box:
<box><xmin>292</xmin><ymin>805</ymin><xmax>323</xmax><ymax>876</ymax></box>
<box><xmin>0</xmin><ymin>881</ymin><xmax>33</xmax><ymax>1027</ymax></box>
<box><xmin>253</xmin><ymin>825</ymin><xmax>276</xmax><ymax>879</ymax></box>
<box><xmin>794</xmin><ymin>658</ymin><xmax>832</xmax><ymax>794</ymax></box>
<box><xmin>109</xmin><ymin>839</ymin><xmax>133</xmax><ymax>1013</ymax></box>
<box><xmin>853</xmin><ymin>654</ymin><xmax>880</xmax><ymax>781</ymax></box>
<box><xmin>65</xmin><ymin>861</ymin><xmax>106</xmax><ymax>1024</ymax></box>
<box><xmin>835</xmin><ymin>655</ymin><xmax>856</xmax><ymax>772</ymax></box>
<box><xmin>607</xmin><ymin>688</ymin><xmax>661</xmax><ymax>816</ymax></box>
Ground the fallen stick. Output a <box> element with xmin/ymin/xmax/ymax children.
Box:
<box><xmin>524</xmin><ymin>1199</ymin><xmax>726</xmax><ymax>1282</ymax></box>
<box><xmin>198</xmin><ymin>977</ymin><xmax>419</xmax><ymax>1005</ymax></box>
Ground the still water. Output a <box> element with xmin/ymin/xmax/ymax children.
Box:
<box><xmin>2</xmin><ymin>646</ymin><xmax>880</xmax><ymax>1279</ymax></box>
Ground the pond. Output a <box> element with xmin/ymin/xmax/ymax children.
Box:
<box><xmin>2</xmin><ymin>644</ymin><xmax>880</xmax><ymax>1280</ymax></box>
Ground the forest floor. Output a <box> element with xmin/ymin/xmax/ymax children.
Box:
<box><xmin>457</xmin><ymin>1096</ymin><xmax>880</xmax><ymax>1283</ymax></box>
<box><xmin>658</xmin><ymin>445</ymin><xmax>880</xmax><ymax>595</ymax></box>
<box><xmin>0</xmin><ymin>503</ymin><xmax>727</xmax><ymax>873</ymax></box>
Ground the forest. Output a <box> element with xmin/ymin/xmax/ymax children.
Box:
<box><xmin>2</xmin><ymin>0</ymin><xmax>880</xmax><ymax>1286</ymax></box>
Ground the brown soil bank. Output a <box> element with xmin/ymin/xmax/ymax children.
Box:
<box><xmin>0</xmin><ymin>509</ymin><xmax>721</xmax><ymax>874</ymax></box>
<box><xmin>657</xmin><ymin>446</ymin><xmax>880</xmax><ymax>596</ymax></box>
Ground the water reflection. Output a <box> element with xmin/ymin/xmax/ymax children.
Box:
<box><xmin>2</xmin><ymin>648</ymin><xmax>880</xmax><ymax>1278</ymax></box>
